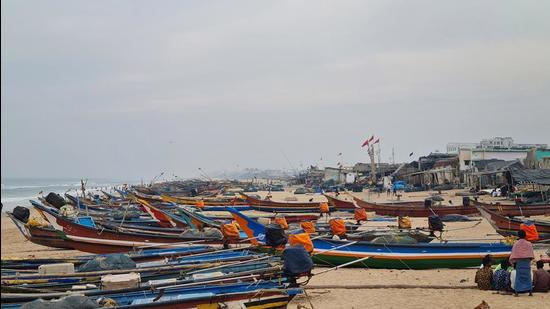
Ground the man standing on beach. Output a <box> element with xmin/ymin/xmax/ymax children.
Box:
<box><xmin>509</xmin><ymin>230</ymin><xmax>535</xmax><ymax>296</ymax></box>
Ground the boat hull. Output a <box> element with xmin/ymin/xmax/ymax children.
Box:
<box><xmin>311</xmin><ymin>238</ymin><xmax>511</xmax><ymax>269</ymax></box>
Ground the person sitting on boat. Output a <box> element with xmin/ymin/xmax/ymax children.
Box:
<box><xmin>493</xmin><ymin>259</ymin><xmax>512</xmax><ymax>293</ymax></box>
<box><xmin>509</xmin><ymin>229</ymin><xmax>535</xmax><ymax>296</ymax></box>
<box><xmin>475</xmin><ymin>254</ymin><xmax>493</xmax><ymax>290</ymax></box>
<box><xmin>533</xmin><ymin>260</ymin><xmax>550</xmax><ymax>292</ymax></box>
<box><xmin>59</xmin><ymin>204</ymin><xmax>76</xmax><ymax>218</ymax></box>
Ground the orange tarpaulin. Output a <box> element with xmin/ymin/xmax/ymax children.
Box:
<box><xmin>274</xmin><ymin>216</ymin><xmax>289</xmax><ymax>230</ymax></box>
<box><xmin>329</xmin><ymin>218</ymin><xmax>346</xmax><ymax>236</ymax></box>
<box><xmin>195</xmin><ymin>200</ymin><xmax>205</xmax><ymax>209</ymax></box>
<box><xmin>520</xmin><ymin>223</ymin><xmax>539</xmax><ymax>241</ymax></box>
<box><xmin>319</xmin><ymin>202</ymin><xmax>330</xmax><ymax>213</ymax></box>
<box><xmin>221</xmin><ymin>223</ymin><xmax>240</xmax><ymax>240</ymax></box>
<box><xmin>289</xmin><ymin>233</ymin><xmax>314</xmax><ymax>253</ymax></box>
<box><xmin>354</xmin><ymin>208</ymin><xmax>367</xmax><ymax>222</ymax></box>
<box><xmin>300</xmin><ymin>221</ymin><xmax>316</xmax><ymax>233</ymax></box>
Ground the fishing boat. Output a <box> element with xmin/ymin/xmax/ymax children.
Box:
<box><xmin>6</xmin><ymin>212</ymin><xmax>78</xmax><ymax>250</ymax></box>
<box><xmin>471</xmin><ymin>200</ymin><xmax>550</xmax><ymax>216</ymax></box>
<box><xmin>2</xmin><ymin>282</ymin><xmax>302</xmax><ymax>309</ymax></box>
<box><xmin>323</xmin><ymin>194</ymin><xmax>356</xmax><ymax>210</ymax></box>
<box><xmin>475</xmin><ymin>205</ymin><xmax>550</xmax><ymax>240</ymax></box>
<box><xmin>228</xmin><ymin>208</ymin><xmax>512</xmax><ymax>269</ymax></box>
<box><xmin>30</xmin><ymin>202</ymin><xmax>225</xmax><ymax>253</ymax></box>
<box><xmin>160</xmin><ymin>193</ymin><xmax>249</xmax><ymax>206</ymax></box>
<box><xmin>240</xmin><ymin>193</ymin><xmax>332</xmax><ymax>213</ymax></box>
<box><xmin>352</xmin><ymin>196</ymin><xmax>480</xmax><ymax>217</ymax></box>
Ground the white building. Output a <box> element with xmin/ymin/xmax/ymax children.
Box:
<box><xmin>447</xmin><ymin>137</ymin><xmax>547</xmax><ymax>154</ymax></box>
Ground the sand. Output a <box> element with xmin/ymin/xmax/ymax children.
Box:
<box><xmin>2</xmin><ymin>189</ymin><xmax>549</xmax><ymax>308</ymax></box>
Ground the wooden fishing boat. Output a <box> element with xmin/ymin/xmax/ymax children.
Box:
<box><xmin>240</xmin><ymin>193</ymin><xmax>332</xmax><ymax>213</ymax></box>
<box><xmin>6</xmin><ymin>213</ymin><xmax>77</xmax><ymax>250</ymax></box>
<box><xmin>1</xmin><ymin>262</ymin><xmax>284</xmax><ymax>303</ymax></box>
<box><xmin>352</xmin><ymin>194</ymin><xmax>550</xmax><ymax>217</ymax></box>
<box><xmin>228</xmin><ymin>207</ymin><xmax>512</xmax><ymax>269</ymax></box>
<box><xmin>323</xmin><ymin>194</ymin><xmax>356</xmax><ymax>210</ymax></box>
<box><xmin>30</xmin><ymin>202</ymin><xmax>225</xmax><ymax>254</ymax></box>
<box><xmin>472</xmin><ymin>200</ymin><xmax>550</xmax><ymax>216</ymax></box>
<box><xmin>475</xmin><ymin>205</ymin><xmax>550</xmax><ymax>240</ymax></box>
<box><xmin>160</xmin><ymin>193</ymin><xmax>249</xmax><ymax>206</ymax></box>
<box><xmin>1</xmin><ymin>246</ymin><xmax>216</xmax><ymax>272</ymax></box>
<box><xmin>2</xmin><ymin>283</ymin><xmax>302</xmax><ymax>308</ymax></box>
<box><xmin>352</xmin><ymin>196</ymin><xmax>480</xmax><ymax>217</ymax></box>
<box><xmin>203</xmin><ymin>212</ymin><xmax>320</xmax><ymax>223</ymax></box>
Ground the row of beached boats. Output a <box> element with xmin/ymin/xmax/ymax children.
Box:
<box><xmin>2</xmin><ymin>188</ymin><xmax>549</xmax><ymax>307</ymax></box>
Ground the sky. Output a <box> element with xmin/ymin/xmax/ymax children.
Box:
<box><xmin>2</xmin><ymin>0</ymin><xmax>550</xmax><ymax>180</ymax></box>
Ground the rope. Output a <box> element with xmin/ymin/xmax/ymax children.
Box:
<box><xmin>303</xmin><ymin>289</ymin><xmax>317</xmax><ymax>309</ymax></box>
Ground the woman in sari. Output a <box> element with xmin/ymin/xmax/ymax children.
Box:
<box><xmin>509</xmin><ymin>230</ymin><xmax>535</xmax><ymax>296</ymax></box>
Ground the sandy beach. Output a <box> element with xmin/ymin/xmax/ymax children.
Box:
<box><xmin>2</xmin><ymin>190</ymin><xmax>549</xmax><ymax>308</ymax></box>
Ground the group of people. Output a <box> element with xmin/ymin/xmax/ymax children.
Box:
<box><xmin>475</xmin><ymin>230</ymin><xmax>550</xmax><ymax>295</ymax></box>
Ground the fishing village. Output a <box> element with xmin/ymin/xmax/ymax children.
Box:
<box><xmin>1</xmin><ymin>136</ymin><xmax>550</xmax><ymax>308</ymax></box>
<box><xmin>3</xmin><ymin>1</ymin><xmax>550</xmax><ymax>308</ymax></box>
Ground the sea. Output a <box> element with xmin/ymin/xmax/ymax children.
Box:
<box><xmin>1</xmin><ymin>178</ymin><xmax>138</xmax><ymax>212</ymax></box>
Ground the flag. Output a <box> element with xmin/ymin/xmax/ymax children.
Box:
<box><xmin>368</xmin><ymin>135</ymin><xmax>375</xmax><ymax>142</ymax></box>
<box><xmin>373</xmin><ymin>137</ymin><xmax>380</xmax><ymax>144</ymax></box>
<box><xmin>361</xmin><ymin>139</ymin><xmax>369</xmax><ymax>147</ymax></box>
<box><xmin>409</xmin><ymin>152</ymin><xmax>414</xmax><ymax>157</ymax></box>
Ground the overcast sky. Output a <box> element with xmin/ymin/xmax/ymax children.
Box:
<box><xmin>2</xmin><ymin>0</ymin><xmax>549</xmax><ymax>180</ymax></box>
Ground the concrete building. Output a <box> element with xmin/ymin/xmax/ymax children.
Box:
<box><xmin>323</xmin><ymin>167</ymin><xmax>352</xmax><ymax>184</ymax></box>
<box><xmin>458</xmin><ymin>148</ymin><xmax>529</xmax><ymax>171</ymax></box>
<box><xmin>447</xmin><ymin>137</ymin><xmax>548</xmax><ymax>154</ymax></box>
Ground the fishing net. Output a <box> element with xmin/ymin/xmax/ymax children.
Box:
<box><xmin>370</xmin><ymin>235</ymin><xmax>418</xmax><ymax>244</ymax></box>
<box><xmin>21</xmin><ymin>295</ymin><xmax>98</xmax><ymax>309</ymax></box>
<box><xmin>78</xmin><ymin>254</ymin><xmax>136</xmax><ymax>272</ymax></box>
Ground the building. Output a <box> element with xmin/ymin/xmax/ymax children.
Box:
<box><xmin>458</xmin><ymin>148</ymin><xmax>530</xmax><ymax>171</ymax></box>
<box><xmin>447</xmin><ymin>137</ymin><xmax>548</xmax><ymax>154</ymax></box>
<box><xmin>446</xmin><ymin>143</ymin><xmax>478</xmax><ymax>153</ymax></box>
<box><xmin>323</xmin><ymin>167</ymin><xmax>354</xmax><ymax>184</ymax></box>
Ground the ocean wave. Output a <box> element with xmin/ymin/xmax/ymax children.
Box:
<box><xmin>1</xmin><ymin>182</ymin><xmax>128</xmax><ymax>191</ymax></box>
<box><xmin>1</xmin><ymin>196</ymin><xmax>39</xmax><ymax>204</ymax></box>
<box><xmin>1</xmin><ymin>183</ymin><xmax>80</xmax><ymax>190</ymax></box>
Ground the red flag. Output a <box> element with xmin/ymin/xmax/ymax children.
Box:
<box><xmin>368</xmin><ymin>135</ymin><xmax>375</xmax><ymax>142</ymax></box>
<box><xmin>361</xmin><ymin>138</ymin><xmax>370</xmax><ymax>147</ymax></box>
<box><xmin>373</xmin><ymin>137</ymin><xmax>380</xmax><ymax>144</ymax></box>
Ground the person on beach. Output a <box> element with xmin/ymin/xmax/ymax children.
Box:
<box><xmin>493</xmin><ymin>259</ymin><xmax>512</xmax><ymax>293</ymax></box>
<box><xmin>509</xmin><ymin>230</ymin><xmax>535</xmax><ymax>296</ymax></box>
<box><xmin>475</xmin><ymin>255</ymin><xmax>493</xmax><ymax>290</ymax></box>
<box><xmin>532</xmin><ymin>260</ymin><xmax>550</xmax><ymax>292</ymax></box>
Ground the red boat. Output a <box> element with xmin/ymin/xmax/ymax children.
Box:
<box><xmin>349</xmin><ymin>194</ymin><xmax>550</xmax><ymax>217</ymax></box>
<box><xmin>7</xmin><ymin>212</ymin><xmax>77</xmax><ymax>250</ymax></box>
<box><xmin>239</xmin><ymin>193</ymin><xmax>330</xmax><ymax>213</ymax></box>
<box><xmin>472</xmin><ymin>200</ymin><xmax>550</xmax><ymax>216</ymax></box>
<box><xmin>31</xmin><ymin>203</ymin><xmax>224</xmax><ymax>254</ymax></box>
<box><xmin>323</xmin><ymin>194</ymin><xmax>356</xmax><ymax>210</ymax></box>
<box><xmin>476</xmin><ymin>205</ymin><xmax>550</xmax><ymax>241</ymax></box>
<box><xmin>352</xmin><ymin>196</ymin><xmax>480</xmax><ymax>217</ymax></box>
